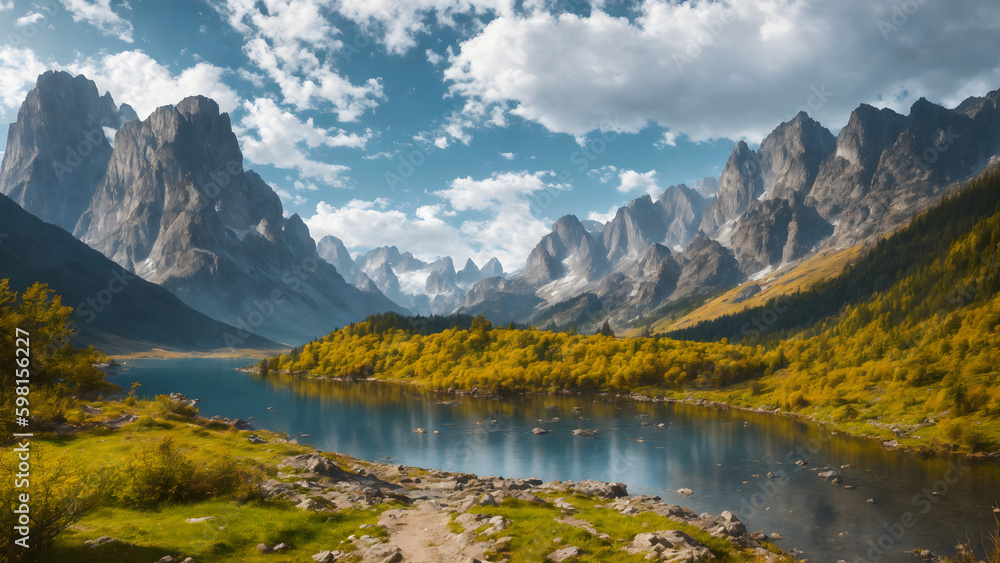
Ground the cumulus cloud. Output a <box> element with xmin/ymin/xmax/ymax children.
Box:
<box><xmin>0</xmin><ymin>47</ymin><xmax>47</xmax><ymax>116</ymax></box>
<box><xmin>500</xmin><ymin>151</ymin><xmax>515</xmax><ymax>160</ymax></box>
<box><xmin>306</xmin><ymin>171</ymin><xmax>563</xmax><ymax>269</ymax></box>
<box><xmin>616</xmin><ymin>169</ymin><xmax>659</xmax><ymax>196</ymax></box>
<box><xmin>216</xmin><ymin>0</ymin><xmax>383</xmax><ymax>120</ymax></box>
<box><xmin>444</xmin><ymin>0</ymin><xmax>1000</xmax><ymax>143</ymax></box>
<box><xmin>70</xmin><ymin>50</ymin><xmax>239</xmax><ymax>118</ymax></box>
<box><xmin>236</xmin><ymin>97</ymin><xmax>368</xmax><ymax>187</ymax></box>
<box><xmin>58</xmin><ymin>0</ymin><xmax>134</xmax><ymax>42</ymax></box>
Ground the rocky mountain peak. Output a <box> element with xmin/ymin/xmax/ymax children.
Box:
<box><xmin>457</xmin><ymin>258</ymin><xmax>482</xmax><ymax>285</ymax></box>
<box><xmin>698</xmin><ymin>140</ymin><xmax>764</xmax><ymax>236</ymax></box>
<box><xmin>396</xmin><ymin>251</ymin><xmax>428</xmax><ymax>272</ymax></box>
<box><xmin>758</xmin><ymin>112</ymin><xmax>836</xmax><ymax>202</ymax></box>
<box><xmin>481</xmin><ymin>257</ymin><xmax>504</xmax><ymax>278</ymax></box>
<box><xmin>283</xmin><ymin>213</ymin><xmax>315</xmax><ymax>258</ymax></box>
<box><xmin>317</xmin><ymin>235</ymin><xmax>361</xmax><ymax>279</ymax></box>
<box><xmin>0</xmin><ymin>70</ymin><xmax>136</xmax><ymax>231</ymax></box>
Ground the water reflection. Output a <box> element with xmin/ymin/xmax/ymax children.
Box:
<box><xmin>115</xmin><ymin>360</ymin><xmax>1000</xmax><ymax>562</ymax></box>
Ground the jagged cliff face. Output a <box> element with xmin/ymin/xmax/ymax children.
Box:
<box><xmin>0</xmin><ymin>71</ymin><xmax>137</xmax><ymax>232</ymax></box>
<box><xmin>0</xmin><ymin>75</ymin><xmax>403</xmax><ymax>345</ymax></box>
<box><xmin>757</xmin><ymin>112</ymin><xmax>837</xmax><ymax>202</ymax></box>
<box><xmin>699</xmin><ymin>141</ymin><xmax>764</xmax><ymax>237</ymax></box>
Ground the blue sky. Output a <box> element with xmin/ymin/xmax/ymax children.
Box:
<box><xmin>1</xmin><ymin>0</ymin><xmax>999</xmax><ymax>269</ymax></box>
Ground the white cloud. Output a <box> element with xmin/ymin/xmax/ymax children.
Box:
<box><xmin>306</xmin><ymin>171</ymin><xmax>562</xmax><ymax>269</ymax></box>
<box><xmin>333</xmin><ymin>0</ymin><xmax>513</xmax><ymax>54</ymax></box>
<box><xmin>616</xmin><ymin>169</ymin><xmax>659</xmax><ymax>196</ymax></box>
<box><xmin>444</xmin><ymin>1</ymin><xmax>1000</xmax><ymax>143</ymax></box>
<box><xmin>15</xmin><ymin>12</ymin><xmax>44</xmax><ymax>26</ymax></box>
<box><xmin>587</xmin><ymin>204</ymin><xmax>620</xmax><ymax>224</ymax></box>
<box><xmin>426</xmin><ymin>49</ymin><xmax>444</xmax><ymax>66</ymax></box>
<box><xmin>236</xmin><ymin>97</ymin><xmax>368</xmax><ymax>187</ymax></box>
<box><xmin>0</xmin><ymin>2</ymin><xmax>14</xmax><ymax>10</ymax></box>
<box><xmin>0</xmin><ymin>47</ymin><xmax>47</xmax><ymax>116</ymax></box>
<box><xmin>433</xmin><ymin>136</ymin><xmax>449</xmax><ymax>149</ymax></box>
<box><xmin>588</xmin><ymin>164</ymin><xmax>618</xmax><ymax>183</ymax></box>
<box><xmin>216</xmin><ymin>0</ymin><xmax>384</xmax><ymax>120</ymax></box>
<box><xmin>71</xmin><ymin>50</ymin><xmax>239</xmax><ymax>118</ymax></box>
<box><xmin>655</xmin><ymin>130</ymin><xmax>679</xmax><ymax>148</ymax></box>
<box><xmin>500</xmin><ymin>151</ymin><xmax>515</xmax><ymax>160</ymax></box>
<box><xmin>58</xmin><ymin>0</ymin><xmax>134</xmax><ymax>42</ymax></box>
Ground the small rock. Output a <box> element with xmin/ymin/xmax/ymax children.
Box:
<box><xmin>84</xmin><ymin>536</ymin><xmax>119</xmax><ymax>549</ymax></box>
<box><xmin>547</xmin><ymin>546</ymin><xmax>583</xmax><ymax>562</ymax></box>
<box><xmin>247</xmin><ymin>434</ymin><xmax>268</xmax><ymax>444</ymax></box>
<box><xmin>273</xmin><ymin>543</ymin><xmax>290</xmax><ymax>552</ymax></box>
<box><xmin>312</xmin><ymin>551</ymin><xmax>335</xmax><ymax>563</ymax></box>
<box><xmin>676</xmin><ymin>488</ymin><xmax>694</xmax><ymax>496</ymax></box>
<box><xmin>382</xmin><ymin>552</ymin><xmax>404</xmax><ymax>563</ymax></box>
<box><xmin>158</xmin><ymin>557</ymin><xmax>178</xmax><ymax>563</ymax></box>
<box><xmin>413</xmin><ymin>428</ymin><xmax>427</xmax><ymax>433</ymax></box>
<box><xmin>479</xmin><ymin>493</ymin><xmax>498</xmax><ymax>506</ymax></box>
<box><xmin>185</xmin><ymin>516</ymin><xmax>215</xmax><ymax>523</ymax></box>
<box><xmin>770</xmin><ymin>532</ymin><xmax>782</xmax><ymax>540</ymax></box>
<box><xmin>844</xmin><ymin>485</ymin><xmax>855</xmax><ymax>489</ymax></box>
<box><xmin>256</xmin><ymin>544</ymin><xmax>273</xmax><ymax>553</ymax></box>
<box><xmin>867</xmin><ymin>498</ymin><xmax>877</xmax><ymax>504</ymax></box>
<box><xmin>532</xmin><ymin>427</ymin><xmax>548</xmax><ymax>435</ymax></box>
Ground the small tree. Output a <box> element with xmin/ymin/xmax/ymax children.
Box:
<box><xmin>599</xmin><ymin>320</ymin><xmax>616</xmax><ymax>338</ymax></box>
<box><xmin>0</xmin><ymin>445</ymin><xmax>103</xmax><ymax>559</ymax></box>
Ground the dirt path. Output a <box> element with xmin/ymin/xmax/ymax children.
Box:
<box><xmin>374</xmin><ymin>500</ymin><xmax>487</xmax><ymax>562</ymax></box>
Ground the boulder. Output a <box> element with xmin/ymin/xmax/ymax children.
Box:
<box><xmin>547</xmin><ymin>546</ymin><xmax>583</xmax><ymax>562</ymax></box>
<box><xmin>278</xmin><ymin>454</ymin><xmax>349</xmax><ymax>481</ymax></box>
<box><xmin>627</xmin><ymin>530</ymin><xmax>714</xmax><ymax>561</ymax></box>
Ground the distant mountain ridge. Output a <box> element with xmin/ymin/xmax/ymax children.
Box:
<box><xmin>460</xmin><ymin>90</ymin><xmax>1000</xmax><ymax>332</ymax></box>
<box><xmin>316</xmin><ymin>237</ymin><xmax>505</xmax><ymax>316</ymax></box>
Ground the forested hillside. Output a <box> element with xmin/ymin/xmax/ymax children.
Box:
<box><xmin>268</xmin><ymin>167</ymin><xmax>1000</xmax><ymax>452</ymax></box>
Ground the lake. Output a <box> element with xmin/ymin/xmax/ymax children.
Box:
<box><xmin>111</xmin><ymin>357</ymin><xmax>1000</xmax><ymax>562</ymax></box>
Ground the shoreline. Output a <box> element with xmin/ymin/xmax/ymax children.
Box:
<box><xmin>242</xmin><ymin>366</ymin><xmax>1000</xmax><ymax>461</ymax></box>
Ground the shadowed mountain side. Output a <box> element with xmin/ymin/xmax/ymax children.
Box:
<box><xmin>0</xmin><ymin>193</ymin><xmax>278</xmax><ymax>354</ymax></box>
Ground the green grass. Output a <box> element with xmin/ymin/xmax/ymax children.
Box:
<box><xmin>46</xmin><ymin>499</ymin><xmax>385</xmax><ymax>562</ymax></box>
<box><xmin>467</xmin><ymin>497</ymin><xmax>787</xmax><ymax>563</ymax></box>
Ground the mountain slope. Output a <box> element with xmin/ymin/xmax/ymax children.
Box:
<box><xmin>0</xmin><ymin>193</ymin><xmax>278</xmax><ymax>354</ymax></box>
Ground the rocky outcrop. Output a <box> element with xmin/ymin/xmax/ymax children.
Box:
<box><xmin>673</xmin><ymin>234</ymin><xmax>743</xmax><ymax>300</ymax></box>
<box><xmin>0</xmin><ymin>71</ymin><xmax>136</xmax><ymax>232</ymax></box>
<box><xmin>728</xmin><ymin>199</ymin><xmax>833</xmax><ymax>275</ymax></box>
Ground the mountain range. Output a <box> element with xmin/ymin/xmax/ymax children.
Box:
<box><xmin>3</xmin><ymin>70</ymin><xmax>1000</xmax><ymax>349</ymax></box>
<box><xmin>0</xmin><ymin>71</ymin><xmax>403</xmax><ymax>348</ymax></box>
